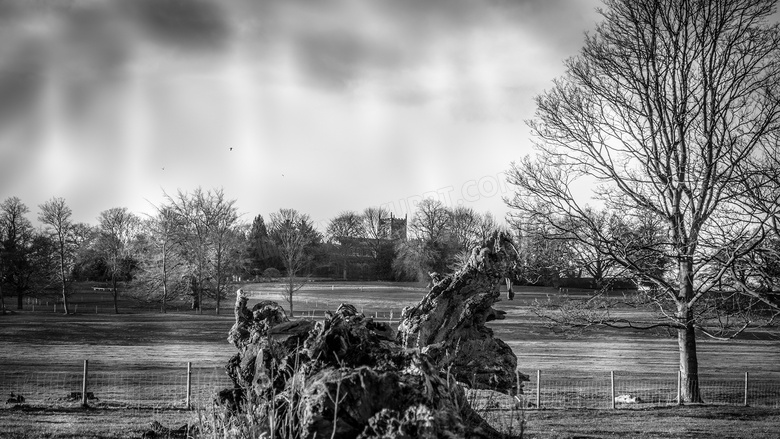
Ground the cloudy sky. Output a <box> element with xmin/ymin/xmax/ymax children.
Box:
<box><xmin>0</xmin><ymin>0</ymin><xmax>601</xmax><ymax>229</ymax></box>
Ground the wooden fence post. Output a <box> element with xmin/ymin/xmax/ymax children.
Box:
<box><xmin>744</xmin><ymin>371</ymin><xmax>749</xmax><ymax>407</ymax></box>
<box><xmin>611</xmin><ymin>371</ymin><xmax>616</xmax><ymax>409</ymax></box>
<box><xmin>536</xmin><ymin>370</ymin><xmax>541</xmax><ymax>409</ymax></box>
<box><xmin>81</xmin><ymin>360</ymin><xmax>89</xmax><ymax>408</ymax></box>
<box><xmin>186</xmin><ymin>362</ymin><xmax>192</xmax><ymax>409</ymax></box>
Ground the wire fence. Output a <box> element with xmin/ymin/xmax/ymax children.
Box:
<box><xmin>518</xmin><ymin>370</ymin><xmax>780</xmax><ymax>410</ymax></box>
<box><xmin>0</xmin><ymin>364</ymin><xmax>233</xmax><ymax>411</ymax></box>
<box><xmin>1</xmin><ymin>365</ymin><xmax>778</xmax><ymax>411</ymax></box>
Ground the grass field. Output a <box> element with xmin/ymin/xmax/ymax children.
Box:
<box><xmin>1</xmin><ymin>281</ymin><xmax>779</xmax><ymax>438</ymax></box>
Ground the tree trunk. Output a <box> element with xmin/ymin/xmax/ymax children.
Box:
<box><xmin>677</xmin><ymin>257</ymin><xmax>702</xmax><ymax>403</ymax></box>
<box><xmin>61</xmin><ymin>282</ymin><xmax>69</xmax><ymax>314</ymax></box>
<box><xmin>505</xmin><ymin>277</ymin><xmax>514</xmax><ymax>300</ymax></box>
<box><xmin>161</xmin><ymin>281</ymin><xmax>167</xmax><ymax>314</ymax></box>
<box><xmin>60</xmin><ymin>252</ymin><xmax>69</xmax><ymax>315</ymax></box>
<box><xmin>112</xmin><ymin>273</ymin><xmax>118</xmax><ymax>314</ymax></box>
<box><xmin>0</xmin><ymin>283</ymin><xmax>6</xmax><ymax>315</ymax></box>
<box><xmin>215</xmin><ymin>260</ymin><xmax>221</xmax><ymax>315</ymax></box>
<box><xmin>17</xmin><ymin>288</ymin><xmax>23</xmax><ymax>310</ymax></box>
<box><xmin>678</xmin><ymin>315</ymin><xmax>702</xmax><ymax>403</ymax></box>
<box><xmin>288</xmin><ymin>272</ymin><xmax>295</xmax><ymax>318</ymax></box>
<box><xmin>161</xmin><ymin>244</ymin><xmax>168</xmax><ymax>314</ymax></box>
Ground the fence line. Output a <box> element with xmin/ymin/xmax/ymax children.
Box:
<box><xmin>0</xmin><ymin>364</ymin><xmax>233</xmax><ymax>410</ymax></box>
<box><xmin>1</xmin><ymin>365</ymin><xmax>778</xmax><ymax>411</ymax></box>
<box><xmin>519</xmin><ymin>370</ymin><xmax>780</xmax><ymax>410</ymax></box>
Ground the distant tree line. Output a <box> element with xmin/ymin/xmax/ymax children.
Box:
<box><xmin>0</xmin><ymin>186</ymin><xmax>724</xmax><ymax>317</ymax></box>
<box><xmin>0</xmin><ymin>188</ymin><xmax>510</xmax><ymax>316</ymax></box>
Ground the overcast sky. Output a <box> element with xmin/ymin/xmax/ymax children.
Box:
<box><xmin>0</xmin><ymin>0</ymin><xmax>602</xmax><ymax>230</ymax></box>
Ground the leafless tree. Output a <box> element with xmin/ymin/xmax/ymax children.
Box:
<box><xmin>165</xmin><ymin>188</ymin><xmax>213</xmax><ymax>314</ymax></box>
<box><xmin>410</xmin><ymin>199</ymin><xmax>451</xmax><ymax>243</ymax></box>
<box><xmin>96</xmin><ymin>207</ymin><xmax>140</xmax><ymax>314</ymax></box>
<box><xmin>327</xmin><ymin>211</ymin><xmax>366</xmax><ymax>280</ymax></box>
<box><xmin>132</xmin><ymin>206</ymin><xmax>187</xmax><ymax>313</ymax></box>
<box><xmin>476</xmin><ymin>212</ymin><xmax>500</xmax><ymax>244</ymax></box>
<box><xmin>395</xmin><ymin>199</ymin><xmax>453</xmax><ymax>282</ymax></box>
<box><xmin>0</xmin><ymin>197</ymin><xmax>35</xmax><ymax>311</ymax></box>
<box><xmin>268</xmin><ymin>208</ymin><xmax>319</xmax><ymax>317</ymax></box>
<box><xmin>203</xmin><ymin>191</ymin><xmax>240</xmax><ymax>314</ymax></box>
<box><xmin>449</xmin><ymin>206</ymin><xmax>482</xmax><ymax>253</ymax></box>
<box><xmin>507</xmin><ymin>0</ymin><xmax>780</xmax><ymax>402</ymax></box>
<box><xmin>38</xmin><ymin>198</ymin><xmax>80</xmax><ymax>314</ymax></box>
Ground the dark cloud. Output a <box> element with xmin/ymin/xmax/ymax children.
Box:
<box><xmin>231</xmin><ymin>0</ymin><xmax>599</xmax><ymax>93</ymax></box>
<box><xmin>125</xmin><ymin>0</ymin><xmax>230</xmax><ymax>53</ymax></box>
<box><xmin>0</xmin><ymin>0</ymin><xmax>231</xmax><ymax>130</ymax></box>
<box><xmin>292</xmin><ymin>29</ymin><xmax>408</xmax><ymax>90</ymax></box>
<box><xmin>0</xmin><ymin>0</ymin><xmax>600</xmax><ymax>133</ymax></box>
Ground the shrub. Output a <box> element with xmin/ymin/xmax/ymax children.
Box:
<box><xmin>262</xmin><ymin>268</ymin><xmax>282</xmax><ymax>281</ymax></box>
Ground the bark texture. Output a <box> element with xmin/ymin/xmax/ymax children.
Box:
<box><xmin>398</xmin><ymin>231</ymin><xmax>524</xmax><ymax>394</ymax></box>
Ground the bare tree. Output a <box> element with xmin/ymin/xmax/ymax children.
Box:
<box><xmin>362</xmin><ymin>206</ymin><xmax>396</xmax><ymax>279</ymax></box>
<box><xmin>508</xmin><ymin>0</ymin><xmax>780</xmax><ymax>402</ymax></box>
<box><xmin>268</xmin><ymin>208</ymin><xmax>320</xmax><ymax>317</ymax></box>
<box><xmin>362</xmin><ymin>207</ymin><xmax>390</xmax><ymax>241</ymax></box>
<box><xmin>96</xmin><ymin>207</ymin><xmax>140</xmax><ymax>314</ymax></box>
<box><xmin>38</xmin><ymin>198</ymin><xmax>79</xmax><ymax>314</ymax></box>
<box><xmin>476</xmin><ymin>212</ymin><xmax>500</xmax><ymax>244</ymax></box>
<box><xmin>395</xmin><ymin>199</ymin><xmax>453</xmax><ymax>281</ymax></box>
<box><xmin>411</xmin><ymin>199</ymin><xmax>451</xmax><ymax>244</ymax></box>
<box><xmin>165</xmin><ymin>188</ymin><xmax>213</xmax><ymax>314</ymax></box>
<box><xmin>204</xmin><ymin>192</ymin><xmax>240</xmax><ymax>314</ymax></box>
<box><xmin>509</xmin><ymin>214</ymin><xmax>576</xmax><ymax>286</ymax></box>
<box><xmin>327</xmin><ymin>211</ymin><xmax>366</xmax><ymax>280</ymax></box>
<box><xmin>449</xmin><ymin>206</ymin><xmax>482</xmax><ymax>253</ymax></box>
<box><xmin>0</xmin><ymin>197</ymin><xmax>35</xmax><ymax>311</ymax></box>
<box><xmin>132</xmin><ymin>206</ymin><xmax>187</xmax><ymax>313</ymax></box>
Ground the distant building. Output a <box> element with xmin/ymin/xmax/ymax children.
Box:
<box><xmin>378</xmin><ymin>213</ymin><xmax>407</xmax><ymax>241</ymax></box>
<box><xmin>320</xmin><ymin>213</ymin><xmax>407</xmax><ymax>280</ymax></box>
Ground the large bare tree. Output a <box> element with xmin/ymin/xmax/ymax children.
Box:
<box><xmin>204</xmin><ymin>191</ymin><xmax>240</xmax><ymax>314</ymax></box>
<box><xmin>0</xmin><ymin>197</ymin><xmax>35</xmax><ymax>311</ymax></box>
<box><xmin>165</xmin><ymin>187</ymin><xmax>241</xmax><ymax>314</ymax></box>
<box><xmin>362</xmin><ymin>206</ymin><xmax>396</xmax><ymax>279</ymax></box>
<box><xmin>268</xmin><ymin>208</ymin><xmax>320</xmax><ymax>317</ymax></box>
<box><xmin>508</xmin><ymin>0</ymin><xmax>780</xmax><ymax>402</ymax></box>
<box><xmin>327</xmin><ymin>211</ymin><xmax>366</xmax><ymax>280</ymax></box>
<box><xmin>132</xmin><ymin>206</ymin><xmax>187</xmax><ymax>313</ymax></box>
<box><xmin>96</xmin><ymin>207</ymin><xmax>140</xmax><ymax>314</ymax></box>
<box><xmin>38</xmin><ymin>198</ymin><xmax>79</xmax><ymax>314</ymax></box>
<box><xmin>394</xmin><ymin>199</ymin><xmax>453</xmax><ymax>282</ymax></box>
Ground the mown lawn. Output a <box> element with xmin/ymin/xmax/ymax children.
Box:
<box><xmin>1</xmin><ymin>405</ymin><xmax>778</xmax><ymax>438</ymax></box>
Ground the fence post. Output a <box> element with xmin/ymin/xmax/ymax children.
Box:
<box><xmin>744</xmin><ymin>371</ymin><xmax>749</xmax><ymax>407</ymax></box>
<box><xmin>677</xmin><ymin>370</ymin><xmax>682</xmax><ymax>405</ymax></box>
<box><xmin>536</xmin><ymin>370</ymin><xmax>541</xmax><ymax>409</ymax></box>
<box><xmin>186</xmin><ymin>362</ymin><xmax>192</xmax><ymax>409</ymax></box>
<box><xmin>611</xmin><ymin>371</ymin><xmax>616</xmax><ymax>409</ymax></box>
<box><xmin>81</xmin><ymin>360</ymin><xmax>89</xmax><ymax>408</ymax></box>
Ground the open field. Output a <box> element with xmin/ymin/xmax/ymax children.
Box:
<box><xmin>1</xmin><ymin>405</ymin><xmax>779</xmax><ymax>438</ymax></box>
<box><xmin>1</xmin><ymin>282</ymin><xmax>779</xmax><ymax>437</ymax></box>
